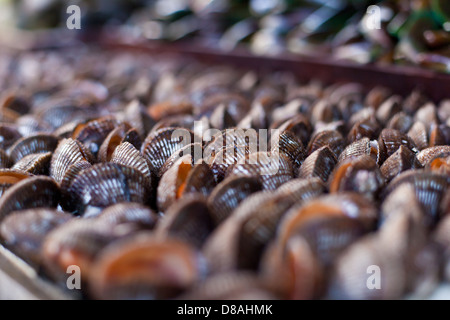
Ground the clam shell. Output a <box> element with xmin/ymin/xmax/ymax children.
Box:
<box><xmin>72</xmin><ymin>116</ymin><xmax>124</xmax><ymax>158</ymax></box>
<box><xmin>0</xmin><ymin>149</ymin><xmax>12</xmax><ymax>169</ymax></box>
<box><xmin>50</xmin><ymin>138</ymin><xmax>95</xmax><ymax>184</ymax></box>
<box><xmin>207</xmin><ymin>176</ymin><xmax>263</xmax><ymax>225</ymax></box>
<box><xmin>229</xmin><ymin>152</ymin><xmax>294</xmax><ymax>190</ymax></box>
<box><xmin>0</xmin><ymin>169</ymin><xmax>33</xmax><ymax>198</ymax></box>
<box><xmin>68</xmin><ymin>163</ymin><xmax>152</xmax><ymax>216</ymax></box>
<box><xmin>110</xmin><ymin>142</ymin><xmax>151</xmax><ymax>179</ymax></box>
<box><xmin>338</xmin><ymin>137</ymin><xmax>383</xmax><ymax>164</ymax></box>
<box><xmin>0</xmin><ymin>176</ymin><xmax>60</xmax><ymax>222</ymax></box>
<box><xmin>97</xmin><ymin>125</ymin><xmax>141</xmax><ymax>162</ymax></box>
<box><xmin>0</xmin><ymin>124</ymin><xmax>22</xmax><ymax>149</ymax></box>
<box><xmin>89</xmin><ymin>234</ymin><xmax>205</xmax><ymax>300</ymax></box>
<box><xmin>380</xmin><ymin>146</ymin><xmax>421</xmax><ymax>182</ymax></box>
<box><xmin>159</xmin><ymin>142</ymin><xmax>203</xmax><ymax>178</ymax></box>
<box><xmin>408</xmin><ymin>122</ymin><xmax>429</xmax><ymax>151</ymax></box>
<box><xmin>416</xmin><ymin>146</ymin><xmax>450</xmax><ymax>166</ymax></box>
<box><xmin>8</xmin><ymin>134</ymin><xmax>59</xmax><ymax>163</ymax></box>
<box><xmin>12</xmin><ymin>152</ymin><xmax>52</xmax><ymax>175</ymax></box>
<box><xmin>97</xmin><ymin>203</ymin><xmax>158</xmax><ymax>230</ymax></box>
<box><xmin>298</xmin><ymin>146</ymin><xmax>337</xmax><ymax>183</ymax></box>
<box><xmin>329</xmin><ymin>155</ymin><xmax>384</xmax><ymax>199</ymax></box>
<box><xmin>271</xmin><ymin>131</ymin><xmax>305</xmax><ymax>174</ymax></box>
<box><xmin>142</xmin><ymin>127</ymin><xmax>196</xmax><ymax>177</ymax></box>
<box><xmin>378</xmin><ymin>128</ymin><xmax>418</xmax><ymax>159</ymax></box>
<box><xmin>156</xmin><ymin>196</ymin><xmax>214</xmax><ymax>248</ymax></box>
<box><xmin>0</xmin><ymin>208</ymin><xmax>71</xmax><ymax>266</ymax></box>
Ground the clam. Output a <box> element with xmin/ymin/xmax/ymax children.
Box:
<box><xmin>378</xmin><ymin>128</ymin><xmax>418</xmax><ymax>159</ymax></box>
<box><xmin>416</xmin><ymin>146</ymin><xmax>450</xmax><ymax>166</ymax></box>
<box><xmin>0</xmin><ymin>149</ymin><xmax>12</xmax><ymax>169</ymax></box>
<box><xmin>110</xmin><ymin>142</ymin><xmax>151</xmax><ymax>178</ymax></box>
<box><xmin>408</xmin><ymin>122</ymin><xmax>429</xmax><ymax>151</ymax></box>
<box><xmin>89</xmin><ymin>234</ymin><xmax>206</xmax><ymax>300</ymax></box>
<box><xmin>0</xmin><ymin>169</ymin><xmax>33</xmax><ymax>198</ymax></box>
<box><xmin>142</xmin><ymin>127</ymin><xmax>196</xmax><ymax>178</ymax></box>
<box><xmin>72</xmin><ymin>117</ymin><xmax>124</xmax><ymax>158</ymax></box>
<box><xmin>329</xmin><ymin>155</ymin><xmax>385</xmax><ymax>199</ymax></box>
<box><xmin>380</xmin><ymin>146</ymin><xmax>421</xmax><ymax>182</ymax></box>
<box><xmin>376</xmin><ymin>95</ymin><xmax>402</xmax><ymax>125</ymax></box>
<box><xmin>97</xmin><ymin>203</ymin><xmax>158</xmax><ymax>230</ymax></box>
<box><xmin>306</xmin><ymin>130</ymin><xmax>345</xmax><ymax>158</ymax></box>
<box><xmin>207</xmin><ymin>176</ymin><xmax>263</xmax><ymax>225</ymax></box>
<box><xmin>229</xmin><ymin>152</ymin><xmax>294</xmax><ymax>190</ymax></box>
<box><xmin>97</xmin><ymin>125</ymin><xmax>141</xmax><ymax>163</ymax></box>
<box><xmin>338</xmin><ymin>137</ymin><xmax>383</xmax><ymax>164</ymax></box>
<box><xmin>11</xmin><ymin>152</ymin><xmax>52</xmax><ymax>175</ymax></box>
<box><xmin>298</xmin><ymin>146</ymin><xmax>337</xmax><ymax>183</ymax></box>
<box><xmin>50</xmin><ymin>138</ymin><xmax>95</xmax><ymax>184</ymax></box>
<box><xmin>0</xmin><ymin>209</ymin><xmax>71</xmax><ymax>266</ymax></box>
<box><xmin>67</xmin><ymin>163</ymin><xmax>152</xmax><ymax>216</ymax></box>
<box><xmin>0</xmin><ymin>124</ymin><xmax>22</xmax><ymax>149</ymax></box>
<box><xmin>8</xmin><ymin>134</ymin><xmax>59</xmax><ymax>163</ymax></box>
<box><xmin>156</xmin><ymin>196</ymin><xmax>214</xmax><ymax>248</ymax></box>
<box><xmin>41</xmin><ymin>219</ymin><xmax>119</xmax><ymax>283</ymax></box>
<box><xmin>0</xmin><ymin>176</ymin><xmax>60</xmax><ymax>222</ymax></box>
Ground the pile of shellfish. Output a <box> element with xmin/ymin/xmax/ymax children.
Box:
<box><xmin>0</xmin><ymin>48</ymin><xmax>448</xmax><ymax>300</ymax></box>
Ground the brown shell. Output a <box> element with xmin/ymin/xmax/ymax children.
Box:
<box><xmin>11</xmin><ymin>152</ymin><xmax>52</xmax><ymax>175</ymax></box>
<box><xmin>271</xmin><ymin>130</ymin><xmax>305</xmax><ymax>174</ymax></box>
<box><xmin>298</xmin><ymin>146</ymin><xmax>337</xmax><ymax>183</ymax></box>
<box><xmin>89</xmin><ymin>234</ymin><xmax>205</xmax><ymax>300</ymax></box>
<box><xmin>383</xmin><ymin>170</ymin><xmax>448</xmax><ymax>227</ymax></box>
<box><xmin>141</xmin><ymin>127</ymin><xmax>196</xmax><ymax>177</ymax></box>
<box><xmin>0</xmin><ymin>209</ymin><xmax>71</xmax><ymax>266</ymax></box>
<box><xmin>0</xmin><ymin>124</ymin><xmax>22</xmax><ymax>149</ymax></box>
<box><xmin>72</xmin><ymin>116</ymin><xmax>124</xmax><ymax>158</ymax></box>
<box><xmin>328</xmin><ymin>235</ymin><xmax>406</xmax><ymax>300</ymax></box>
<box><xmin>387</xmin><ymin>112</ymin><xmax>414</xmax><ymax>134</ymax></box>
<box><xmin>375</xmin><ymin>95</ymin><xmax>402</xmax><ymax>125</ymax></box>
<box><xmin>110</xmin><ymin>142</ymin><xmax>151</xmax><ymax>179</ymax></box>
<box><xmin>380</xmin><ymin>146</ymin><xmax>421</xmax><ymax>182</ymax></box>
<box><xmin>60</xmin><ymin>160</ymin><xmax>93</xmax><ymax>212</ymax></box>
<box><xmin>416</xmin><ymin>146</ymin><xmax>450</xmax><ymax>166</ymax></box>
<box><xmin>50</xmin><ymin>138</ymin><xmax>95</xmax><ymax>183</ymax></box>
<box><xmin>229</xmin><ymin>152</ymin><xmax>294</xmax><ymax>190</ymax></box>
<box><xmin>97</xmin><ymin>125</ymin><xmax>141</xmax><ymax>162</ymax></box>
<box><xmin>338</xmin><ymin>138</ymin><xmax>383</xmax><ymax>164</ymax></box>
<box><xmin>41</xmin><ymin>219</ymin><xmax>118</xmax><ymax>283</ymax></box>
<box><xmin>156</xmin><ymin>155</ymin><xmax>193</xmax><ymax>212</ymax></box>
<box><xmin>0</xmin><ymin>149</ymin><xmax>12</xmax><ymax>169</ymax></box>
<box><xmin>159</xmin><ymin>142</ymin><xmax>203</xmax><ymax>178</ymax></box>
<box><xmin>156</xmin><ymin>196</ymin><xmax>214</xmax><ymax>248</ymax></box>
<box><xmin>210</xmin><ymin>145</ymin><xmax>250</xmax><ymax>183</ymax></box>
<box><xmin>68</xmin><ymin>163</ymin><xmax>152</xmax><ymax>216</ymax></box>
<box><xmin>378</xmin><ymin>128</ymin><xmax>418</xmax><ymax>159</ymax></box>
<box><xmin>8</xmin><ymin>134</ymin><xmax>59</xmax><ymax>163</ymax></box>
<box><xmin>0</xmin><ymin>169</ymin><xmax>33</xmax><ymax>198</ymax></box>
<box><xmin>306</xmin><ymin>130</ymin><xmax>345</xmax><ymax>158</ymax></box>
<box><xmin>347</xmin><ymin>118</ymin><xmax>380</xmax><ymax>143</ymax></box>
<box><xmin>329</xmin><ymin>155</ymin><xmax>385</xmax><ymax>199</ymax></box>
<box><xmin>0</xmin><ymin>176</ymin><xmax>60</xmax><ymax>222</ymax></box>
<box><xmin>207</xmin><ymin>176</ymin><xmax>263</xmax><ymax>226</ymax></box>
<box><xmin>275</xmin><ymin>114</ymin><xmax>312</xmax><ymax>146</ymax></box>
<box><xmin>408</xmin><ymin>122</ymin><xmax>429</xmax><ymax>151</ymax></box>
<box><xmin>97</xmin><ymin>203</ymin><xmax>158</xmax><ymax>230</ymax></box>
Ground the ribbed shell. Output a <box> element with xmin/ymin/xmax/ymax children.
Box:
<box><xmin>416</xmin><ymin>146</ymin><xmax>450</xmax><ymax>166</ymax></box>
<box><xmin>408</xmin><ymin>122</ymin><xmax>429</xmax><ymax>151</ymax></box>
<box><xmin>210</xmin><ymin>145</ymin><xmax>250</xmax><ymax>183</ymax></box>
<box><xmin>97</xmin><ymin>203</ymin><xmax>158</xmax><ymax>229</ymax></box>
<box><xmin>8</xmin><ymin>134</ymin><xmax>59</xmax><ymax>163</ymax></box>
<box><xmin>0</xmin><ymin>176</ymin><xmax>60</xmax><ymax>222</ymax></box>
<box><xmin>110</xmin><ymin>142</ymin><xmax>151</xmax><ymax>179</ymax></box>
<box><xmin>156</xmin><ymin>196</ymin><xmax>214</xmax><ymax>248</ymax></box>
<box><xmin>97</xmin><ymin>125</ymin><xmax>141</xmax><ymax>162</ymax></box>
<box><xmin>0</xmin><ymin>149</ymin><xmax>12</xmax><ymax>169</ymax></box>
<box><xmin>0</xmin><ymin>125</ymin><xmax>22</xmax><ymax>149</ymax></box>
<box><xmin>68</xmin><ymin>163</ymin><xmax>152</xmax><ymax>215</ymax></box>
<box><xmin>0</xmin><ymin>169</ymin><xmax>33</xmax><ymax>198</ymax></box>
<box><xmin>229</xmin><ymin>152</ymin><xmax>294</xmax><ymax>190</ymax></box>
<box><xmin>207</xmin><ymin>176</ymin><xmax>263</xmax><ymax>225</ymax></box>
<box><xmin>380</xmin><ymin>146</ymin><xmax>420</xmax><ymax>182</ymax></box>
<box><xmin>12</xmin><ymin>152</ymin><xmax>52</xmax><ymax>175</ymax></box>
<box><xmin>142</xmin><ymin>127</ymin><xmax>195</xmax><ymax>177</ymax></box>
<box><xmin>50</xmin><ymin>138</ymin><xmax>94</xmax><ymax>183</ymax></box>
<box><xmin>298</xmin><ymin>146</ymin><xmax>337</xmax><ymax>183</ymax></box>
<box><xmin>0</xmin><ymin>209</ymin><xmax>71</xmax><ymax>265</ymax></box>
<box><xmin>307</xmin><ymin>130</ymin><xmax>345</xmax><ymax>158</ymax></box>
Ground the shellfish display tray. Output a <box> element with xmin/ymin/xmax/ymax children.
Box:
<box><xmin>0</xmin><ymin>32</ymin><xmax>449</xmax><ymax>300</ymax></box>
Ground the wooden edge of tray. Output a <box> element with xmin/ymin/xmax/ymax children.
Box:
<box><xmin>0</xmin><ymin>245</ymin><xmax>74</xmax><ymax>300</ymax></box>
